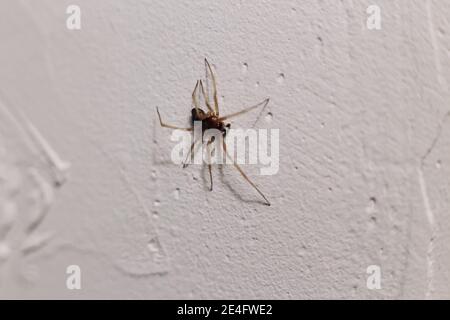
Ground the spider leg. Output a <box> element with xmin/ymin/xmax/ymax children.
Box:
<box><xmin>205</xmin><ymin>139</ymin><xmax>214</xmax><ymax>191</ymax></box>
<box><xmin>218</xmin><ymin>98</ymin><xmax>269</xmax><ymax>122</ymax></box>
<box><xmin>222</xmin><ymin>140</ymin><xmax>270</xmax><ymax>206</ymax></box>
<box><xmin>182</xmin><ymin>138</ymin><xmax>202</xmax><ymax>168</ymax></box>
<box><xmin>199</xmin><ymin>80</ymin><xmax>214</xmax><ymax>113</ymax></box>
<box><xmin>205</xmin><ymin>59</ymin><xmax>219</xmax><ymax>115</ymax></box>
<box><xmin>156</xmin><ymin>107</ymin><xmax>192</xmax><ymax>131</ymax></box>
<box><xmin>192</xmin><ymin>80</ymin><xmax>202</xmax><ymax>115</ymax></box>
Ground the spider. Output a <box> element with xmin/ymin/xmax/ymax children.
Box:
<box><xmin>156</xmin><ymin>59</ymin><xmax>270</xmax><ymax>206</ymax></box>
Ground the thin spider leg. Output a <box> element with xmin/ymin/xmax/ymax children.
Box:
<box><xmin>205</xmin><ymin>139</ymin><xmax>214</xmax><ymax>191</ymax></box>
<box><xmin>182</xmin><ymin>138</ymin><xmax>202</xmax><ymax>168</ymax></box>
<box><xmin>218</xmin><ymin>98</ymin><xmax>270</xmax><ymax>122</ymax></box>
<box><xmin>156</xmin><ymin>107</ymin><xmax>192</xmax><ymax>131</ymax></box>
<box><xmin>222</xmin><ymin>140</ymin><xmax>270</xmax><ymax>206</ymax></box>
<box><xmin>192</xmin><ymin>80</ymin><xmax>201</xmax><ymax>114</ymax></box>
<box><xmin>205</xmin><ymin>58</ymin><xmax>219</xmax><ymax>115</ymax></box>
<box><xmin>199</xmin><ymin>80</ymin><xmax>214</xmax><ymax>113</ymax></box>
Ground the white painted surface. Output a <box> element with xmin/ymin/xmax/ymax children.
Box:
<box><xmin>0</xmin><ymin>0</ymin><xmax>449</xmax><ymax>299</ymax></box>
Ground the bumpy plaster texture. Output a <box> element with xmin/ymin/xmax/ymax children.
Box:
<box><xmin>0</xmin><ymin>0</ymin><xmax>449</xmax><ymax>299</ymax></box>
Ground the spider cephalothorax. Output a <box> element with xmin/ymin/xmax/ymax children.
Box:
<box><xmin>191</xmin><ymin>108</ymin><xmax>231</xmax><ymax>137</ymax></box>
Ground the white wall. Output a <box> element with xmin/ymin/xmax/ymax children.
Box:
<box><xmin>0</xmin><ymin>0</ymin><xmax>449</xmax><ymax>299</ymax></box>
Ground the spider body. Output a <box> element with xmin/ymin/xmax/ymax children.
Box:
<box><xmin>191</xmin><ymin>108</ymin><xmax>231</xmax><ymax>137</ymax></box>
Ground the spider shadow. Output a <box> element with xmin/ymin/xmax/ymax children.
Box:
<box><xmin>215</xmin><ymin>164</ymin><xmax>267</xmax><ymax>206</ymax></box>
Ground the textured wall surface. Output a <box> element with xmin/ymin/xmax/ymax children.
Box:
<box><xmin>0</xmin><ymin>0</ymin><xmax>449</xmax><ymax>299</ymax></box>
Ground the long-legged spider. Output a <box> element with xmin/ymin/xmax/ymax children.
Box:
<box><xmin>156</xmin><ymin>59</ymin><xmax>270</xmax><ymax>206</ymax></box>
